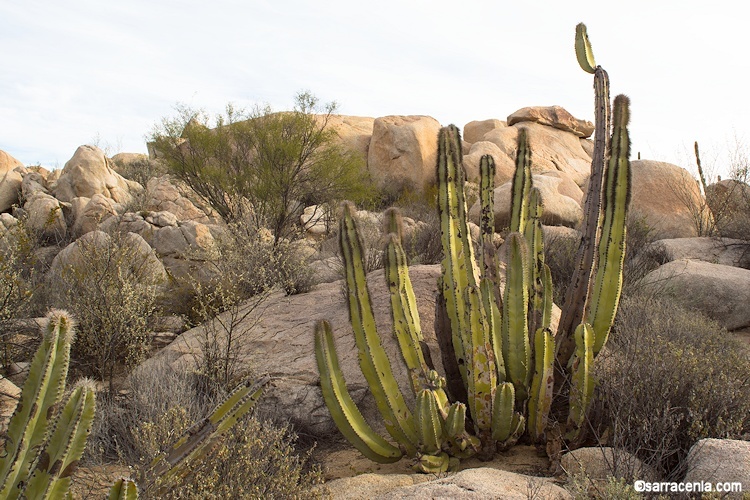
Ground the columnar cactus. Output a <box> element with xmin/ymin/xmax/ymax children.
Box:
<box><xmin>0</xmin><ymin>310</ymin><xmax>96</xmax><ymax>500</ymax></box>
<box><xmin>315</xmin><ymin>22</ymin><xmax>631</xmax><ymax>470</ymax></box>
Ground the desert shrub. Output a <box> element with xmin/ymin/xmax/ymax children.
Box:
<box><xmin>566</xmin><ymin>472</ymin><xmax>641</xmax><ymax>500</ymax></box>
<box><xmin>394</xmin><ymin>183</ymin><xmax>444</xmax><ymax>266</ymax></box>
<box><xmin>113</xmin><ymin>156</ymin><xmax>167</xmax><ymax>188</ymax></box>
<box><xmin>50</xmin><ymin>231</ymin><xmax>161</xmax><ymax>384</ymax></box>
<box><xmin>589</xmin><ymin>293</ymin><xmax>750</xmax><ymax>480</ymax></box>
<box><xmin>87</xmin><ymin>359</ymin><xmax>323</xmax><ymax>498</ymax></box>
<box><xmin>0</xmin><ymin>219</ymin><xmax>42</xmax><ymax>368</ymax></box>
<box><xmin>151</xmin><ymin>92</ymin><xmax>376</xmax><ymax>243</ymax></box>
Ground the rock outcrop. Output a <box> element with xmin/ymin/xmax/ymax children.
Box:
<box><xmin>507</xmin><ymin>105</ymin><xmax>594</xmax><ymax>138</ymax></box>
<box><xmin>367</xmin><ymin>115</ymin><xmax>441</xmax><ymax>191</ymax></box>
<box><xmin>629</xmin><ymin>160</ymin><xmax>708</xmax><ymax>239</ymax></box>
<box><xmin>641</xmin><ymin>259</ymin><xmax>750</xmax><ymax>331</ymax></box>
<box><xmin>54</xmin><ymin>145</ymin><xmax>143</xmax><ymax>205</ymax></box>
<box><xmin>684</xmin><ymin>439</ymin><xmax>750</xmax><ymax>494</ymax></box>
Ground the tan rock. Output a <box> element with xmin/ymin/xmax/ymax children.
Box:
<box><xmin>143</xmin><ymin>176</ymin><xmax>214</xmax><ymax>223</ymax></box>
<box><xmin>483</xmin><ymin>122</ymin><xmax>592</xmax><ymax>187</ymax></box>
<box><xmin>561</xmin><ymin>447</ymin><xmax>657</xmax><ymax>483</ymax></box>
<box><xmin>641</xmin><ymin>259</ymin><xmax>750</xmax><ymax>330</ymax></box>
<box><xmin>647</xmin><ymin>237</ymin><xmax>748</xmax><ymax>268</ymax></box>
<box><xmin>367</xmin><ymin>115</ymin><xmax>441</xmax><ymax>191</ymax></box>
<box><xmin>507</xmin><ymin>105</ymin><xmax>594</xmax><ymax>138</ymax></box>
<box><xmin>463</xmin><ymin>141</ymin><xmax>516</xmax><ymax>185</ymax></box>
<box><xmin>375</xmin><ymin>468</ymin><xmax>571</xmax><ymax>499</ymax></box>
<box><xmin>110</xmin><ymin>152</ymin><xmax>148</xmax><ymax>171</ymax></box>
<box><xmin>469</xmin><ymin>172</ymin><xmax>583</xmax><ymax>230</ymax></box>
<box><xmin>463</xmin><ymin>119</ymin><xmax>506</xmax><ymax>144</ymax></box>
<box><xmin>706</xmin><ymin>179</ymin><xmax>750</xmax><ymax>239</ymax></box>
<box><xmin>630</xmin><ymin>160</ymin><xmax>708</xmax><ymax>239</ymax></box>
<box><xmin>0</xmin><ymin>377</ymin><xmax>21</xmax><ymax>433</ymax></box>
<box><xmin>0</xmin><ymin>151</ymin><xmax>25</xmax><ymax>212</ymax></box>
<box><xmin>325</xmin><ymin>473</ymin><xmax>432</xmax><ymax>499</ymax></box>
<box><xmin>684</xmin><ymin>438</ymin><xmax>750</xmax><ymax>493</ymax></box>
<box><xmin>21</xmin><ymin>171</ymin><xmax>48</xmax><ymax>199</ymax></box>
<box><xmin>24</xmin><ymin>192</ymin><xmax>67</xmax><ymax>242</ymax></box>
<box><xmin>73</xmin><ymin>193</ymin><xmax>118</xmax><ymax>236</ymax></box>
<box><xmin>54</xmin><ymin>145</ymin><xmax>143</xmax><ymax>204</ymax></box>
<box><xmin>316</xmin><ymin>115</ymin><xmax>374</xmax><ymax>161</ymax></box>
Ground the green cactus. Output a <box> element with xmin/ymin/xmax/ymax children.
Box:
<box><xmin>0</xmin><ymin>310</ymin><xmax>96</xmax><ymax>500</ymax></box>
<box><xmin>315</xmin><ymin>22</ymin><xmax>631</xmax><ymax>470</ymax></box>
<box><xmin>140</xmin><ymin>373</ymin><xmax>271</xmax><ymax>495</ymax></box>
<box><xmin>109</xmin><ymin>478</ymin><xmax>139</xmax><ymax>500</ymax></box>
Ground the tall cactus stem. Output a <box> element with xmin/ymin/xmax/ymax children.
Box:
<box><xmin>509</xmin><ymin>129</ymin><xmax>532</xmax><ymax>234</ymax></box>
<box><xmin>339</xmin><ymin>202</ymin><xmax>419</xmax><ymax>451</ymax></box>
<box><xmin>527</xmin><ymin>328</ymin><xmax>555</xmax><ymax>443</ymax></box>
<box><xmin>501</xmin><ymin>233</ymin><xmax>531</xmax><ymax>402</ymax></box>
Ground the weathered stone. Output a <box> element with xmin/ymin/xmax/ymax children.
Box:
<box><xmin>0</xmin><ymin>377</ymin><xmax>20</xmax><ymax>433</ymax></box>
<box><xmin>482</xmin><ymin>122</ymin><xmax>593</xmax><ymax>187</ymax></box>
<box><xmin>325</xmin><ymin>474</ymin><xmax>431</xmax><ymax>499</ymax></box>
<box><xmin>647</xmin><ymin>237</ymin><xmax>749</xmax><ymax>268</ymax></box>
<box><xmin>0</xmin><ymin>156</ymin><xmax>23</xmax><ymax>212</ymax></box>
<box><xmin>706</xmin><ymin>179</ymin><xmax>750</xmax><ymax>239</ymax></box>
<box><xmin>143</xmin><ymin>175</ymin><xmax>214</xmax><ymax>223</ymax></box>
<box><xmin>316</xmin><ymin>115</ymin><xmax>374</xmax><ymax>161</ymax></box>
<box><xmin>54</xmin><ymin>145</ymin><xmax>143</xmax><ymax>204</ymax></box>
<box><xmin>684</xmin><ymin>439</ymin><xmax>750</xmax><ymax>494</ymax></box>
<box><xmin>561</xmin><ymin>447</ymin><xmax>657</xmax><ymax>483</ymax></box>
<box><xmin>145</xmin><ymin>210</ymin><xmax>178</xmax><ymax>228</ymax></box>
<box><xmin>368</xmin><ymin>116</ymin><xmax>441</xmax><ymax>192</ymax></box>
<box><xmin>629</xmin><ymin>160</ymin><xmax>708</xmax><ymax>239</ymax></box>
<box><xmin>373</xmin><ymin>468</ymin><xmax>571</xmax><ymax>499</ymax></box>
<box><xmin>301</xmin><ymin>205</ymin><xmax>333</xmax><ymax>237</ymax></box>
<box><xmin>20</xmin><ymin>171</ymin><xmax>48</xmax><ymax>199</ymax></box>
<box><xmin>24</xmin><ymin>192</ymin><xmax>67</xmax><ymax>242</ymax></box>
<box><xmin>73</xmin><ymin>193</ymin><xmax>118</xmax><ymax>236</ymax></box>
<box><xmin>641</xmin><ymin>259</ymin><xmax>750</xmax><ymax>330</ymax></box>
<box><xmin>507</xmin><ymin>105</ymin><xmax>594</xmax><ymax>138</ymax></box>
<box><xmin>469</xmin><ymin>173</ymin><xmax>583</xmax><ymax>230</ymax></box>
<box><xmin>463</xmin><ymin>141</ymin><xmax>516</xmax><ymax>186</ymax></box>
<box><xmin>463</xmin><ymin>119</ymin><xmax>506</xmax><ymax>144</ymax></box>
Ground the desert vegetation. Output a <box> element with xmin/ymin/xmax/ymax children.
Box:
<box><xmin>0</xmin><ymin>23</ymin><xmax>748</xmax><ymax>499</ymax></box>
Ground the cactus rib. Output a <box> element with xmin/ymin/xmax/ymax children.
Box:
<box><xmin>339</xmin><ymin>203</ymin><xmax>419</xmax><ymax>451</ymax></box>
<box><xmin>314</xmin><ymin>321</ymin><xmax>403</xmax><ymax>463</ymax></box>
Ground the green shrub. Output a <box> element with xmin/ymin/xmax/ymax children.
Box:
<box><xmin>589</xmin><ymin>294</ymin><xmax>750</xmax><ymax>480</ymax></box>
<box><xmin>87</xmin><ymin>359</ymin><xmax>323</xmax><ymax>498</ymax></box>
<box><xmin>50</xmin><ymin>232</ymin><xmax>161</xmax><ymax>384</ymax></box>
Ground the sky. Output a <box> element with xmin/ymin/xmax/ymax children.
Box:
<box><xmin>1</xmin><ymin>1</ymin><xmax>748</xmax><ymax>179</ymax></box>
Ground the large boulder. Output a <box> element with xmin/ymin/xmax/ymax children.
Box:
<box><xmin>142</xmin><ymin>176</ymin><xmax>215</xmax><ymax>224</ymax></box>
<box><xmin>469</xmin><ymin>172</ymin><xmax>584</xmax><ymax>230</ymax></box>
<box><xmin>72</xmin><ymin>193</ymin><xmax>119</xmax><ymax>236</ymax></box>
<box><xmin>463</xmin><ymin>119</ymin><xmax>506</xmax><ymax>144</ymax></box>
<box><xmin>0</xmin><ymin>151</ymin><xmax>24</xmax><ymax>212</ymax></box>
<box><xmin>646</xmin><ymin>237</ymin><xmax>749</xmax><ymax>268</ymax></box>
<box><xmin>49</xmin><ymin>230</ymin><xmax>167</xmax><ymax>285</ymax></box>
<box><xmin>364</xmin><ymin>468</ymin><xmax>571</xmax><ymax>499</ymax></box>
<box><xmin>23</xmin><ymin>192</ymin><xmax>67</xmax><ymax>242</ymax></box>
<box><xmin>683</xmin><ymin>439</ymin><xmax>750</xmax><ymax>493</ymax></box>
<box><xmin>507</xmin><ymin>105</ymin><xmax>595</xmax><ymax>138</ymax></box>
<box><xmin>706</xmin><ymin>179</ymin><xmax>750</xmax><ymax>239</ymax></box>
<box><xmin>146</xmin><ymin>265</ymin><xmax>447</xmax><ymax>437</ymax></box>
<box><xmin>53</xmin><ymin>145</ymin><xmax>143</xmax><ymax>205</ymax></box>
<box><xmin>482</xmin><ymin>122</ymin><xmax>593</xmax><ymax>187</ymax></box>
<box><xmin>317</xmin><ymin>115</ymin><xmax>374</xmax><ymax>161</ymax></box>
<box><xmin>641</xmin><ymin>259</ymin><xmax>750</xmax><ymax>330</ymax></box>
<box><xmin>367</xmin><ymin>115</ymin><xmax>441</xmax><ymax>191</ymax></box>
<box><xmin>629</xmin><ymin>160</ymin><xmax>708</xmax><ymax>239</ymax></box>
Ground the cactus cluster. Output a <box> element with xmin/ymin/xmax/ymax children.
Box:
<box><xmin>0</xmin><ymin>309</ymin><xmax>270</xmax><ymax>497</ymax></box>
<box><xmin>0</xmin><ymin>310</ymin><xmax>95</xmax><ymax>500</ymax></box>
<box><xmin>315</xmin><ymin>22</ymin><xmax>632</xmax><ymax>470</ymax></box>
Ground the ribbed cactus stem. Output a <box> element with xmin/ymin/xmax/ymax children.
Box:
<box><xmin>109</xmin><ymin>478</ymin><xmax>139</xmax><ymax>500</ymax></box>
<box><xmin>501</xmin><ymin>233</ymin><xmax>531</xmax><ymax>402</ymax></box>
<box><xmin>23</xmin><ymin>382</ymin><xmax>96</xmax><ymax>499</ymax></box>
<box><xmin>416</xmin><ymin>389</ymin><xmax>446</xmax><ymax>455</ymax></box>
<box><xmin>383</xmin><ymin>207</ymin><xmax>405</xmax><ymax>242</ymax></box>
<box><xmin>338</xmin><ymin>202</ymin><xmax>419</xmax><ymax>452</ymax></box>
<box><xmin>491</xmin><ymin>382</ymin><xmax>516</xmax><ymax>443</ymax></box>
<box><xmin>315</xmin><ymin>320</ymin><xmax>403</xmax><ymax>464</ymax></box>
<box><xmin>527</xmin><ymin>328</ymin><xmax>555</xmax><ymax>443</ymax></box>
<box><xmin>584</xmin><ymin>94</ymin><xmax>631</xmax><ymax>354</ymax></box>
<box><xmin>437</xmin><ymin>125</ymin><xmax>482</xmax><ymax>392</ymax></box>
<box><xmin>575</xmin><ymin>23</ymin><xmax>597</xmax><ymax>74</ymax></box>
<box><xmin>567</xmin><ymin>323</ymin><xmax>595</xmax><ymax>434</ymax></box>
<box><xmin>0</xmin><ymin>310</ymin><xmax>74</xmax><ymax>500</ymax></box>
<box><xmin>384</xmin><ymin>233</ymin><xmax>429</xmax><ymax>394</ymax></box>
<box><xmin>509</xmin><ymin>128</ymin><xmax>532</xmax><ymax>234</ymax></box>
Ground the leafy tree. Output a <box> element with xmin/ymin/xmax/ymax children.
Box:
<box><xmin>150</xmin><ymin>92</ymin><xmax>374</xmax><ymax>242</ymax></box>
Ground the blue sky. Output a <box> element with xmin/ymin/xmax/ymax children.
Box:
<box><xmin>1</xmin><ymin>1</ymin><xmax>748</xmax><ymax>178</ymax></box>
